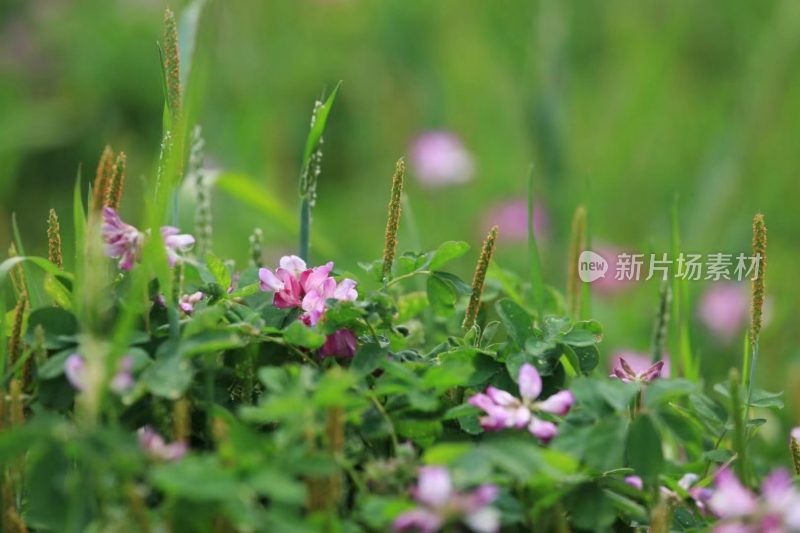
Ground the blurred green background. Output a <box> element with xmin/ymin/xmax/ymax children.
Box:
<box><xmin>2</xmin><ymin>0</ymin><xmax>799</xmax><ymax>434</ymax></box>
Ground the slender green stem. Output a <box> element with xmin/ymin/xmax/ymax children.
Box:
<box><xmin>299</xmin><ymin>197</ymin><xmax>311</xmax><ymax>262</ymax></box>
<box><xmin>385</xmin><ymin>270</ymin><xmax>430</xmax><ymax>288</ymax></box>
<box><xmin>368</xmin><ymin>393</ymin><xmax>399</xmax><ymax>452</ymax></box>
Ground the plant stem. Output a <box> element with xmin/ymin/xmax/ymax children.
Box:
<box><xmin>299</xmin><ymin>197</ymin><xmax>311</xmax><ymax>262</ymax></box>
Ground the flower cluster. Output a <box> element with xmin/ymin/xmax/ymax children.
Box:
<box><xmin>102</xmin><ymin>207</ymin><xmax>194</xmax><ymax>270</ymax></box>
<box><xmin>468</xmin><ymin>363</ymin><xmax>574</xmax><ymax>443</ymax></box>
<box><xmin>65</xmin><ymin>353</ymin><xmax>134</xmax><ymax>394</ymax></box>
<box><xmin>709</xmin><ymin>468</ymin><xmax>800</xmax><ymax>532</ymax></box>
<box><xmin>259</xmin><ymin>255</ymin><xmax>358</xmax><ymax>357</ymax></box>
<box><xmin>394</xmin><ymin>466</ymin><xmax>500</xmax><ymax>533</ymax></box>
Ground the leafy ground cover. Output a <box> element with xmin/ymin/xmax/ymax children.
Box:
<box><xmin>0</xmin><ymin>6</ymin><xmax>797</xmax><ymax>533</ymax></box>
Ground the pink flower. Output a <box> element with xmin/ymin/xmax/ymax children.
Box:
<box><xmin>161</xmin><ymin>226</ymin><xmax>196</xmax><ymax>267</ymax></box>
<box><xmin>409</xmin><ymin>131</ymin><xmax>475</xmax><ymax>187</ymax></box>
<box><xmin>320</xmin><ymin>329</ymin><xmax>357</xmax><ymax>358</ymax></box>
<box><xmin>480</xmin><ymin>198</ymin><xmax>549</xmax><ymax>243</ymax></box>
<box><xmin>625</xmin><ymin>476</ymin><xmax>643</xmax><ymax>490</ymax></box>
<box><xmin>102</xmin><ymin>207</ymin><xmax>145</xmax><ymax>270</ymax></box>
<box><xmin>65</xmin><ymin>353</ymin><xmax>134</xmax><ymax>393</ymax></box>
<box><xmin>178</xmin><ymin>291</ymin><xmax>205</xmax><ymax>314</ymax></box>
<box><xmin>394</xmin><ymin>466</ymin><xmax>499</xmax><ymax>533</ymax></box>
<box><xmin>698</xmin><ymin>283</ymin><xmax>748</xmax><ymax>342</ymax></box>
<box><xmin>259</xmin><ymin>256</ymin><xmax>358</xmax><ymax>327</ymax></box>
<box><xmin>610</xmin><ymin>352</ymin><xmax>670</xmax><ymax>383</ymax></box>
<box><xmin>468</xmin><ymin>363</ymin><xmax>574</xmax><ymax>443</ymax></box>
<box><xmin>101</xmin><ymin>208</ymin><xmax>195</xmax><ymax>270</ymax></box>
<box><xmin>137</xmin><ymin>426</ymin><xmax>187</xmax><ymax>461</ymax></box>
<box><xmin>707</xmin><ymin>468</ymin><xmax>800</xmax><ymax>532</ymax></box>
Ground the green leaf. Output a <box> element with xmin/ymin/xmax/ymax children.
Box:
<box><xmin>283</xmin><ymin>321</ymin><xmax>326</xmax><ymax>349</ymax></box>
<box><xmin>566</xmin><ymin>483</ymin><xmax>617</xmax><ymax>531</ymax></box>
<box><xmin>205</xmin><ymin>252</ymin><xmax>231</xmax><ymax>290</ymax></box>
<box><xmin>626</xmin><ymin>414</ymin><xmax>664</xmax><ymax>482</ymax></box>
<box><xmin>24</xmin><ymin>307</ymin><xmax>78</xmax><ymax>349</ymax></box>
<box><xmin>561</xmin><ymin>320</ymin><xmax>603</xmax><ymax>346</ymax></box>
<box><xmin>427</xmin><ymin>241</ymin><xmax>470</xmax><ymax>270</ymax></box>
<box><xmin>426</xmin><ymin>274</ymin><xmax>457</xmax><ymax>313</ymax></box>
<box><xmin>151</xmin><ymin>456</ymin><xmax>239</xmax><ymax>502</ymax></box>
<box><xmin>352</xmin><ymin>343</ymin><xmax>386</xmax><ymax>375</ymax></box>
<box><xmin>431</xmin><ymin>271</ymin><xmax>472</xmax><ymax>296</ymax></box>
<box><xmin>179</xmin><ymin>330</ymin><xmax>243</xmax><ymax>357</ymax></box>
<box><xmin>644</xmin><ymin>378</ymin><xmax>697</xmax><ymax>408</ymax></box>
<box><xmin>142</xmin><ymin>353</ymin><xmax>194</xmax><ymax>399</ymax></box>
<box><xmin>300</xmin><ymin>82</ymin><xmax>341</xmax><ymax>178</ymax></box>
<box><xmin>748</xmin><ymin>389</ymin><xmax>784</xmax><ymax>409</ymax></box>
<box><xmin>495</xmin><ymin>299</ymin><xmax>534</xmax><ymax>348</ymax></box>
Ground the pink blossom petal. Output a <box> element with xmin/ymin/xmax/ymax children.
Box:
<box><xmin>537</xmin><ymin>390</ymin><xmax>575</xmax><ymax>416</ymax></box>
<box><xmin>485</xmin><ymin>387</ymin><xmax>517</xmax><ymax>407</ymax></box>
<box><xmin>528</xmin><ymin>417</ymin><xmax>558</xmax><ymax>443</ymax></box>
<box><xmin>334</xmin><ymin>278</ymin><xmax>358</xmax><ymax>301</ymax></box>
<box><xmin>279</xmin><ymin>255</ymin><xmax>307</xmax><ymax>276</ymax></box>
<box><xmin>625</xmin><ymin>476</ymin><xmax>643</xmax><ymax>490</ymax></box>
<box><xmin>259</xmin><ymin>268</ymin><xmax>285</xmax><ymax>292</ymax></box>
<box><xmin>517</xmin><ymin>363</ymin><xmax>542</xmax><ymax>401</ymax></box>
<box><xmin>392</xmin><ymin>508</ymin><xmax>443</xmax><ymax>533</ymax></box>
<box><xmin>709</xmin><ymin>469</ymin><xmax>758</xmax><ymax>519</ymax></box>
<box><xmin>65</xmin><ymin>354</ymin><xmax>86</xmax><ymax>391</ymax></box>
<box><xmin>413</xmin><ymin>466</ymin><xmax>453</xmax><ymax>508</ymax></box>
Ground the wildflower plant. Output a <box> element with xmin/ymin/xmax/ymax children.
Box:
<box><xmin>0</xmin><ymin>6</ymin><xmax>796</xmax><ymax>533</ymax></box>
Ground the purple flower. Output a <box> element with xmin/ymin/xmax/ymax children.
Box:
<box><xmin>698</xmin><ymin>283</ymin><xmax>748</xmax><ymax>342</ymax></box>
<box><xmin>178</xmin><ymin>291</ymin><xmax>205</xmax><ymax>314</ymax></box>
<box><xmin>409</xmin><ymin>131</ymin><xmax>475</xmax><ymax>187</ymax></box>
<box><xmin>65</xmin><ymin>353</ymin><xmax>134</xmax><ymax>393</ymax></box>
<box><xmin>480</xmin><ymin>198</ymin><xmax>549</xmax><ymax>243</ymax></box>
<box><xmin>468</xmin><ymin>363</ymin><xmax>574</xmax><ymax>443</ymax></box>
<box><xmin>102</xmin><ymin>207</ymin><xmax>145</xmax><ymax>270</ymax></box>
<box><xmin>161</xmin><ymin>226</ymin><xmax>196</xmax><ymax>267</ymax></box>
<box><xmin>137</xmin><ymin>426</ymin><xmax>187</xmax><ymax>461</ymax></box>
<box><xmin>101</xmin><ymin>207</ymin><xmax>195</xmax><ymax>270</ymax></box>
<box><xmin>393</xmin><ymin>466</ymin><xmax>499</xmax><ymax>533</ymax></box>
<box><xmin>610</xmin><ymin>352</ymin><xmax>669</xmax><ymax>383</ymax></box>
<box><xmin>320</xmin><ymin>329</ymin><xmax>358</xmax><ymax>358</ymax></box>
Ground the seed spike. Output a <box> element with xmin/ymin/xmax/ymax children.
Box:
<box><xmin>47</xmin><ymin>209</ymin><xmax>63</xmax><ymax>270</ymax></box>
<box><xmin>382</xmin><ymin>158</ymin><xmax>405</xmax><ymax>280</ymax></box>
<box><xmin>463</xmin><ymin>226</ymin><xmax>498</xmax><ymax>331</ymax></box>
<box><xmin>172</xmin><ymin>397</ymin><xmax>190</xmax><ymax>443</ymax></box>
<box><xmin>7</xmin><ymin>296</ymin><xmax>27</xmax><ymax>373</ymax></box>
<box><xmin>91</xmin><ymin>145</ymin><xmax>115</xmax><ymax>213</ymax></box>
<box><xmin>566</xmin><ymin>205</ymin><xmax>587</xmax><ymax>319</ymax></box>
<box><xmin>163</xmin><ymin>8</ymin><xmax>182</xmax><ymax>117</ymax></box>
<box><xmin>108</xmin><ymin>152</ymin><xmax>127</xmax><ymax>210</ymax></box>
<box><xmin>791</xmin><ymin>433</ymin><xmax>800</xmax><ymax>476</ymax></box>
<box><xmin>750</xmin><ymin>214</ymin><xmax>767</xmax><ymax>349</ymax></box>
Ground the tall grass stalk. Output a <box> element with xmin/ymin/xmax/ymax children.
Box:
<box><xmin>527</xmin><ymin>165</ymin><xmax>545</xmax><ymax>321</ymax></box>
<box><xmin>671</xmin><ymin>197</ymin><xmax>697</xmax><ymax>379</ymax></box>
<box><xmin>566</xmin><ymin>205</ymin><xmax>586</xmax><ymax>320</ymax></box>
<box><xmin>651</xmin><ymin>281</ymin><xmax>671</xmax><ymax>362</ymax></box>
